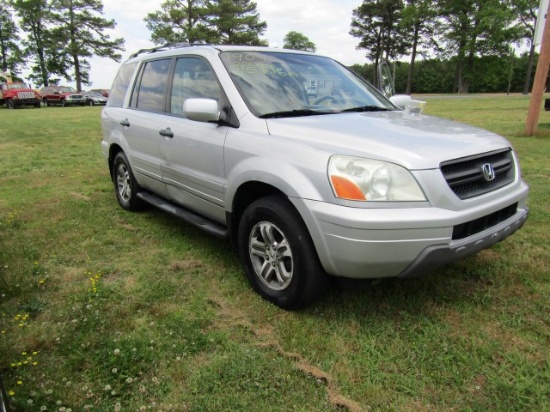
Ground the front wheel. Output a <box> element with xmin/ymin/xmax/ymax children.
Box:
<box><xmin>7</xmin><ymin>100</ymin><xmax>15</xmax><ymax>109</ymax></box>
<box><xmin>238</xmin><ymin>196</ymin><xmax>329</xmax><ymax>309</ymax></box>
<box><xmin>112</xmin><ymin>152</ymin><xmax>145</xmax><ymax>211</ymax></box>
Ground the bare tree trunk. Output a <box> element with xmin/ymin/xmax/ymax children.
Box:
<box><xmin>406</xmin><ymin>23</ymin><xmax>420</xmax><ymax>95</ymax></box>
<box><xmin>523</xmin><ymin>40</ymin><xmax>536</xmax><ymax>95</ymax></box>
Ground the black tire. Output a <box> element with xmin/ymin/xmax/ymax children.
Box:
<box><xmin>88</xmin><ymin>100</ymin><xmax>93</xmax><ymax>106</ymax></box>
<box><xmin>34</xmin><ymin>102</ymin><xmax>41</xmax><ymax>108</ymax></box>
<box><xmin>61</xmin><ymin>99</ymin><xmax>66</xmax><ymax>107</ymax></box>
<box><xmin>112</xmin><ymin>152</ymin><xmax>145</xmax><ymax>211</ymax></box>
<box><xmin>238</xmin><ymin>195</ymin><xmax>329</xmax><ymax>310</ymax></box>
<box><xmin>7</xmin><ymin>100</ymin><xmax>15</xmax><ymax>109</ymax></box>
<box><xmin>44</xmin><ymin>99</ymin><xmax>49</xmax><ymax>107</ymax></box>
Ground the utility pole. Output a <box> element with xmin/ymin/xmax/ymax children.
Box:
<box><xmin>525</xmin><ymin>1</ymin><xmax>550</xmax><ymax>136</ymax></box>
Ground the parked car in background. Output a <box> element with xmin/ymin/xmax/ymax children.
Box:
<box><xmin>85</xmin><ymin>91</ymin><xmax>108</xmax><ymax>106</ymax></box>
<box><xmin>101</xmin><ymin>44</ymin><xmax>529</xmax><ymax>309</ymax></box>
<box><xmin>0</xmin><ymin>81</ymin><xmax>41</xmax><ymax>109</ymax></box>
<box><xmin>91</xmin><ymin>89</ymin><xmax>110</xmax><ymax>97</ymax></box>
<box><xmin>40</xmin><ymin>86</ymin><xmax>86</xmax><ymax>106</ymax></box>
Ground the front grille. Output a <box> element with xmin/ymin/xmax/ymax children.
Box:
<box><xmin>452</xmin><ymin>203</ymin><xmax>518</xmax><ymax>240</ymax></box>
<box><xmin>17</xmin><ymin>92</ymin><xmax>35</xmax><ymax>99</ymax></box>
<box><xmin>440</xmin><ymin>149</ymin><xmax>515</xmax><ymax>199</ymax></box>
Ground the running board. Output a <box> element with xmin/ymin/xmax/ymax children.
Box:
<box><xmin>136</xmin><ymin>192</ymin><xmax>228</xmax><ymax>239</ymax></box>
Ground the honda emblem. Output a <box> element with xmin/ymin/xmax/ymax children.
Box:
<box><xmin>481</xmin><ymin>163</ymin><xmax>496</xmax><ymax>181</ymax></box>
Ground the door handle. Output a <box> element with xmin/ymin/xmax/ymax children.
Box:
<box><xmin>159</xmin><ymin>127</ymin><xmax>174</xmax><ymax>138</ymax></box>
<box><xmin>120</xmin><ymin>118</ymin><xmax>130</xmax><ymax>127</ymax></box>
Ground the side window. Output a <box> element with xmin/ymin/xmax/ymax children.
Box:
<box><xmin>107</xmin><ymin>62</ymin><xmax>137</xmax><ymax>108</ymax></box>
<box><xmin>134</xmin><ymin>59</ymin><xmax>171</xmax><ymax>112</ymax></box>
<box><xmin>170</xmin><ymin>57</ymin><xmax>221</xmax><ymax>116</ymax></box>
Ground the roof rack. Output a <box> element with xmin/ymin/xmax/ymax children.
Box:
<box><xmin>128</xmin><ymin>42</ymin><xmax>210</xmax><ymax>59</ymax></box>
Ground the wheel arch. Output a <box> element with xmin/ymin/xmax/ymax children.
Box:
<box><xmin>228</xmin><ymin>182</ymin><xmax>286</xmax><ymax>247</ymax></box>
<box><xmin>107</xmin><ymin>144</ymin><xmax>125</xmax><ymax>181</ymax></box>
<box><xmin>228</xmin><ymin>181</ymin><xmax>325</xmax><ymax>265</ymax></box>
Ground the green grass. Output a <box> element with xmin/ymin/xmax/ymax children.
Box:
<box><xmin>0</xmin><ymin>98</ymin><xmax>549</xmax><ymax>411</ymax></box>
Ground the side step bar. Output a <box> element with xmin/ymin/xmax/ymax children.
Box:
<box><xmin>136</xmin><ymin>192</ymin><xmax>228</xmax><ymax>239</ymax></box>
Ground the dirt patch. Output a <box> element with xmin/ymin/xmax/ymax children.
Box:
<box><xmin>208</xmin><ymin>287</ymin><xmax>365</xmax><ymax>412</ymax></box>
<box><xmin>70</xmin><ymin>192</ymin><xmax>91</xmax><ymax>201</ymax></box>
<box><xmin>169</xmin><ymin>259</ymin><xmax>205</xmax><ymax>272</ymax></box>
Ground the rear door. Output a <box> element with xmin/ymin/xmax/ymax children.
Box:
<box><xmin>122</xmin><ymin>58</ymin><xmax>172</xmax><ymax>193</ymax></box>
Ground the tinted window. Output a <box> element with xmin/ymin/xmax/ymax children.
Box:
<box><xmin>170</xmin><ymin>57</ymin><xmax>221</xmax><ymax>116</ymax></box>
<box><xmin>134</xmin><ymin>59</ymin><xmax>171</xmax><ymax>112</ymax></box>
<box><xmin>107</xmin><ymin>62</ymin><xmax>137</xmax><ymax>108</ymax></box>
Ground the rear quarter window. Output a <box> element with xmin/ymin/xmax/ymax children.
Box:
<box><xmin>107</xmin><ymin>62</ymin><xmax>138</xmax><ymax>108</ymax></box>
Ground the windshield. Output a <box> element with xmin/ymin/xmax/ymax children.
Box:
<box><xmin>220</xmin><ymin>51</ymin><xmax>395</xmax><ymax>118</ymax></box>
<box><xmin>59</xmin><ymin>86</ymin><xmax>77</xmax><ymax>93</ymax></box>
<box><xmin>8</xmin><ymin>83</ymin><xmax>28</xmax><ymax>90</ymax></box>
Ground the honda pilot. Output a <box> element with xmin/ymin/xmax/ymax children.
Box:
<box><xmin>101</xmin><ymin>44</ymin><xmax>529</xmax><ymax>309</ymax></box>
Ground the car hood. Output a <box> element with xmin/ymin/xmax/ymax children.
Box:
<box><xmin>265</xmin><ymin>111</ymin><xmax>511</xmax><ymax>169</ymax></box>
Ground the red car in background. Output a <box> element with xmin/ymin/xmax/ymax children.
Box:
<box><xmin>40</xmin><ymin>86</ymin><xmax>87</xmax><ymax>106</ymax></box>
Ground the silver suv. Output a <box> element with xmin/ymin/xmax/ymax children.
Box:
<box><xmin>101</xmin><ymin>44</ymin><xmax>529</xmax><ymax>309</ymax></box>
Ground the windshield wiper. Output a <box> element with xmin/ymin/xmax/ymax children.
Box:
<box><xmin>340</xmin><ymin>105</ymin><xmax>392</xmax><ymax>113</ymax></box>
<box><xmin>259</xmin><ymin>109</ymin><xmax>332</xmax><ymax>119</ymax></box>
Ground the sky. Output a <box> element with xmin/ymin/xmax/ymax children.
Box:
<box><xmin>84</xmin><ymin>0</ymin><xmax>368</xmax><ymax>89</ymax></box>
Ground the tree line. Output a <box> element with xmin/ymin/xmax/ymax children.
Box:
<box><xmin>0</xmin><ymin>0</ymin><xmax>542</xmax><ymax>94</ymax></box>
<box><xmin>351</xmin><ymin>52</ymin><xmax>538</xmax><ymax>94</ymax></box>
<box><xmin>349</xmin><ymin>0</ymin><xmax>540</xmax><ymax>94</ymax></box>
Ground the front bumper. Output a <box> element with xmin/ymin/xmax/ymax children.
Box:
<box><xmin>65</xmin><ymin>98</ymin><xmax>86</xmax><ymax>105</ymax></box>
<box><xmin>13</xmin><ymin>98</ymin><xmax>40</xmax><ymax>106</ymax></box>
<box><xmin>295</xmin><ymin>182</ymin><xmax>529</xmax><ymax>279</ymax></box>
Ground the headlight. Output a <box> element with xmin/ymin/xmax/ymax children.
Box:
<box><xmin>328</xmin><ymin>155</ymin><xmax>427</xmax><ymax>201</ymax></box>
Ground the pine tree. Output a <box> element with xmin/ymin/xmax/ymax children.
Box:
<box><xmin>13</xmin><ymin>0</ymin><xmax>60</xmax><ymax>86</ymax></box>
<box><xmin>350</xmin><ymin>0</ymin><xmax>409</xmax><ymax>73</ymax></box>
<box><xmin>400</xmin><ymin>0</ymin><xmax>439</xmax><ymax>94</ymax></box>
<box><xmin>144</xmin><ymin>0</ymin><xmax>212</xmax><ymax>44</ymax></box>
<box><xmin>49</xmin><ymin>0</ymin><xmax>124</xmax><ymax>91</ymax></box>
<box><xmin>205</xmin><ymin>0</ymin><xmax>267</xmax><ymax>45</ymax></box>
<box><xmin>0</xmin><ymin>0</ymin><xmax>23</xmax><ymax>74</ymax></box>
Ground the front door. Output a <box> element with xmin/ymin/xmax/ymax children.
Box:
<box><xmin>158</xmin><ymin>56</ymin><xmax>228</xmax><ymax>223</ymax></box>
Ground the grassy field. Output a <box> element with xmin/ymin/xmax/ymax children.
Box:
<box><xmin>0</xmin><ymin>95</ymin><xmax>548</xmax><ymax>412</ymax></box>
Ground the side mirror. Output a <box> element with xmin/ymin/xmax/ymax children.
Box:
<box><xmin>377</xmin><ymin>61</ymin><xmax>395</xmax><ymax>98</ymax></box>
<box><xmin>183</xmin><ymin>98</ymin><xmax>220</xmax><ymax>123</ymax></box>
<box><xmin>390</xmin><ymin>95</ymin><xmax>426</xmax><ymax>116</ymax></box>
<box><xmin>389</xmin><ymin>94</ymin><xmax>412</xmax><ymax>109</ymax></box>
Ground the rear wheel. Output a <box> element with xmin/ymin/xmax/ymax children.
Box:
<box><xmin>238</xmin><ymin>195</ymin><xmax>329</xmax><ymax>309</ymax></box>
<box><xmin>112</xmin><ymin>152</ymin><xmax>145</xmax><ymax>211</ymax></box>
